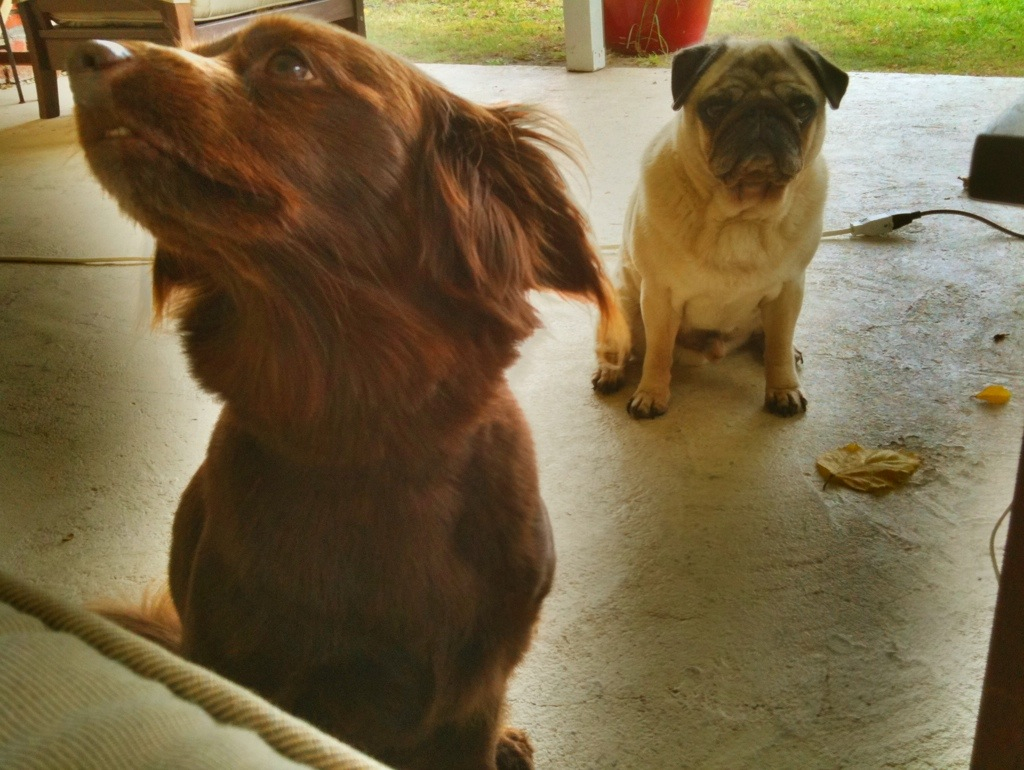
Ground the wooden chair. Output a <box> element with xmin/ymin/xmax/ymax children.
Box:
<box><xmin>18</xmin><ymin>0</ymin><xmax>364</xmax><ymax>119</ymax></box>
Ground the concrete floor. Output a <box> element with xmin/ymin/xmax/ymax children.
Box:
<box><xmin>2</xmin><ymin>64</ymin><xmax>1024</xmax><ymax>769</ymax></box>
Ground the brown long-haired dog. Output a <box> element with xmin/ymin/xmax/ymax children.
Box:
<box><xmin>68</xmin><ymin>17</ymin><xmax>614</xmax><ymax>770</ymax></box>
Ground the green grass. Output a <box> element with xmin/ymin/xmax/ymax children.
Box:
<box><xmin>363</xmin><ymin>0</ymin><xmax>1024</xmax><ymax>75</ymax></box>
<box><xmin>364</xmin><ymin>0</ymin><xmax>567</xmax><ymax>65</ymax></box>
<box><xmin>709</xmin><ymin>0</ymin><xmax>1024</xmax><ymax>75</ymax></box>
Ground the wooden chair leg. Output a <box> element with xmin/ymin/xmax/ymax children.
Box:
<box><xmin>34</xmin><ymin>68</ymin><xmax>60</xmax><ymax>118</ymax></box>
<box><xmin>340</xmin><ymin>0</ymin><xmax>364</xmax><ymax>35</ymax></box>
<box><xmin>159</xmin><ymin>2</ymin><xmax>196</xmax><ymax>47</ymax></box>
<box><xmin>17</xmin><ymin>0</ymin><xmax>62</xmax><ymax>118</ymax></box>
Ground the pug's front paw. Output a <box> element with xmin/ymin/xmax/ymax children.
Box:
<box><xmin>765</xmin><ymin>388</ymin><xmax>807</xmax><ymax>417</ymax></box>
<box><xmin>627</xmin><ymin>386</ymin><xmax>669</xmax><ymax>419</ymax></box>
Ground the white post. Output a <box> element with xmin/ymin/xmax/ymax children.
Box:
<box><xmin>563</xmin><ymin>0</ymin><xmax>605</xmax><ymax>72</ymax></box>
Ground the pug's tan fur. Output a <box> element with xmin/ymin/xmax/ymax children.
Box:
<box><xmin>593</xmin><ymin>38</ymin><xmax>848</xmax><ymax>418</ymax></box>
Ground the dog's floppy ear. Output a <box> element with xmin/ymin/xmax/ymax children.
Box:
<box><xmin>415</xmin><ymin>97</ymin><xmax>612</xmax><ymax>330</ymax></box>
<box><xmin>671</xmin><ymin>41</ymin><xmax>727</xmax><ymax>111</ymax></box>
<box><xmin>787</xmin><ymin>38</ymin><xmax>849</xmax><ymax>109</ymax></box>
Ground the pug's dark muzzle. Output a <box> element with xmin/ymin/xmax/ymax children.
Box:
<box><xmin>708</xmin><ymin>100</ymin><xmax>804</xmax><ymax>203</ymax></box>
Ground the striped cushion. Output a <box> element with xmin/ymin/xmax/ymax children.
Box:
<box><xmin>0</xmin><ymin>571</ymin><xmax>392</xmax><ymax>770</ymax></box>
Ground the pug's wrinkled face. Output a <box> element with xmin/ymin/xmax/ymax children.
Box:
<box><xmin>671</xmin><ymin>38</ymin><xmax>848</xmax><ymax>206</ymax></box>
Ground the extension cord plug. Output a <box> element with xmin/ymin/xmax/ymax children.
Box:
<box><xmin>826</xmin><ymin>211</ymin><xmax>922</xmax><ymax>237</ymax></box>
<box><xmin>823</xmin><ymin>209</ymin><xmax>1024</xmax><ymax>239</ymax></box>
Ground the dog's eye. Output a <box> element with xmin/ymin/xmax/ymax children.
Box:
<box><xmin>789</xmin><ymin>95</ymin><xmax>817</xmax><ymax>122</ymax></box>
<box><xmin>698</xmin><ymin>99</ymin><xmax>731</xmax><ymax>125</ymax></box>
<box><xmin>266</xmin><ymin>51</ymin><xmax>313</xmax><ymax>81</ymax></box>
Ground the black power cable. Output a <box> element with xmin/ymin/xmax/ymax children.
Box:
<box><xmin>822</xmin><ymin>209</ymin><xmax>1024</xmax><ymax>239</ymax></box>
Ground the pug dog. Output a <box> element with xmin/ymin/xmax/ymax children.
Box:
<box><xmin>592</xmin><ymin>38</ymin><xmax>848</xmax><ymax>418</ymax></box>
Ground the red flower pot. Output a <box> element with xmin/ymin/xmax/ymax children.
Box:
<box><xmin>604</xmin><ymin>0</ymin><xmax>713</xmax><ymax>55</ymax></box>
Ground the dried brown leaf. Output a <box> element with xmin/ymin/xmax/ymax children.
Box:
<box><xmin>816</xmin><ymin>443</ymin><xmax>921</xmax><ymax>493</ymax></box>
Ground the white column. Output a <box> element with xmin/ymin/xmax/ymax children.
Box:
<box><xmin>563</xmin><ymin>0</ymin><xmax>605</xmax><ymax>72</ymax></box>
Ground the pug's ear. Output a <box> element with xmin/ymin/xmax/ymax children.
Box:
<box><xmin>787</xmin><ymin>38</ymin><xmax>849</xmax><ymax>109</ymax></box>
<box><xmin>671</xmin><ymin>41</ymin><xmax>727</xmax><ymax>111</ymax></box>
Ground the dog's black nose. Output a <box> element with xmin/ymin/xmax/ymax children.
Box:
<box><xmin>67</xmin><ymin>40</ymin><xmax>132</xmax><ymax>73</ymax></box>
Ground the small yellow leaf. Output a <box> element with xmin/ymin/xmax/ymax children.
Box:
<box><xmin>816</xmin><ymin>444</ymin><xmax>921</xmax><ymax>493</ymax></box>
<box><xmin>974</xmin><ymin>385</ymin><xmax>1012</xmax><ymax>405</ymax></box>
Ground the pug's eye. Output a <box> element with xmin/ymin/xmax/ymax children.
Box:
<box><xmin>698</xmin><ymin>98</ymin><xmax>732</xmax><ymax>125</ymax></box>
<box><xmin>266</xmin><ymin>50</ymin><xmax>313</xmax><ymax>81</ymax></box>
<box><xmin>789</xmin><ymin>95</ymin><xmax>817</xmax><ymax>123</ymax></box>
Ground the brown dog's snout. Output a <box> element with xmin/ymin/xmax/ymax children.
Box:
<box><xmin>68</xmin><ymin>40</ymin><xmax>132</xmax><ymax>110</ymax></box>
<box><xmin>68</xmin><ymin>40</ymin><xmax>132</xmax><ymax>74</ymax></box>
